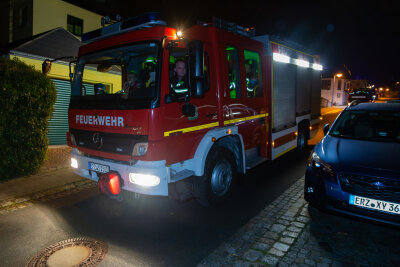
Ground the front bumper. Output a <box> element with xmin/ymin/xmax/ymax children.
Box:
<box><xmin>305</xmin><ymin>167</ymin><xmax>400</xmax><ymax>227</ymax></box>
<box><xmin>71</xmin><ymin>150</ymin><xmax>169</xmax><ymax>196</ymax></box>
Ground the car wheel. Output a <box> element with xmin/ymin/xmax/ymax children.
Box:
<box><xmin>195</xmin><ymin>147</ymin><xmax>237</xmax><ymax>206</ymax></box>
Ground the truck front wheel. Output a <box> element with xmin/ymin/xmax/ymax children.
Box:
<box><xmin>195</xmin><ymin>147</ymin><xmax>237</xmax><ymax>206</ymax></box>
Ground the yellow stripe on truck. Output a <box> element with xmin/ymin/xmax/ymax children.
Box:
<box><xmin>164</xmin><ymin>122</ymin><xmax>219</xmax><ymax>137</ymax></box>
<box><xmin>224</xmin><ymin>113</ymin><xmax>268</xmax><ymax>125</ymax></box>
<box><xmin>164</xmin><ymin>113</ymin><xmax>269</xmax><ymax>137</ymax></box>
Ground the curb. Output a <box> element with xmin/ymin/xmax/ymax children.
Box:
<box><xmin>0</xmin><ymin>179</ymin><xmax>97</xmax><ymax>215</ymax></box>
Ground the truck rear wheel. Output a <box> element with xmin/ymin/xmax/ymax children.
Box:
<box><xmin>195</xmin><ymin>147</ymin><xmax>237</xmax><ymax>206</ymax></box>
<box><xmin>297</xmin><ymin>126</ymin><xmax>308</xmax><ymax>152</ymax></box>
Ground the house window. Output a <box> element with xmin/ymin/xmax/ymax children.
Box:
<box><xmin>67</xmin><ymin>15</ymin><xmax>83</xmax><ymax>36</ymax></box>
<box><xmin>337</xmin><ymin>79</ymin><xmax>342</xmax><ymax>90</ymax></box>
<box><xmin>322</xmin><ymin>80</ymin><xmax>331</xmax><ymax>90</ymax></box>
<box><xmin>18</xmin><ymin>6</ymin><xmax>28</xmax><ymax>27</ymax></box>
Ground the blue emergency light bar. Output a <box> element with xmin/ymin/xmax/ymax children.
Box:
<box><xmin>82</xmin><ymin>12</ymin><xmax>166</xmax><ymax>43</ymax></box>
<box><xmin>212</xmin><ymin>17</ymin><xmax>255</xmax><ymax>38</ymax></box>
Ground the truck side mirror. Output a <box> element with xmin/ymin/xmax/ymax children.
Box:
<box><xmin>187</xmin><ymin>40</ymin><xmax>205</xmax><ymax>98</ymax></box>
<box><xmin>323</xmin><ymin>123</ymin><xmax>330</xmax><ymax>135</ymax></box>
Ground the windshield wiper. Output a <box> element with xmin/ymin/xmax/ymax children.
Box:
<box><xmin>328</xmin><ymin>133</ymin><xmax>353</xmax><ymax>139</ymax></box>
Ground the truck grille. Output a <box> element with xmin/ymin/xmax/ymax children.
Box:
<box><xmin>70</xmin><ymin>129</ymin><xmax>147</xmax><ymax>156</ymax></box>
<box><xmin>338</xmin><ymin>173</ymin><xmax>400</xmax><ymax>203</ymax></box>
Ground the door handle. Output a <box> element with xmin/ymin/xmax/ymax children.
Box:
<box><xmin>206</xmin><ymin>112</ymin><xmax>217</xmax><ymax>118</ymax></box>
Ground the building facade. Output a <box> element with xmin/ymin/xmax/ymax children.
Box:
<box><xmin>2</xmin><ymin>1</ymin><xmax>112</xmax><ymax>145</ymax></box>
<box><xmin>349</xmin><ymin>79</ymin><xmax>369</xmax><ymax>90</ymax></box>
<box><xmin>0</xmin><ymin>0</ymin><xmax>103</xmax><ymax>46</ymax></box>
<box><xmin>321</xmin><ymin>76</ymin><xmax>350</xmax><ymax>106</ymax></box>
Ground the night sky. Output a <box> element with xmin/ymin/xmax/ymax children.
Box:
<box><xmin>110</xmin><ymin>0</ymin><xmax>398</xmax><ymax>86</ymax></box>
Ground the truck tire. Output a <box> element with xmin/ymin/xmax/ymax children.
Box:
<box><xmin>297</xmin><ymin>126</ymin><xmax>308</xmax><ymax>152</ymax></box>
<box><xmin>195</xmin><ymin>147</ymin><xmax>237</xmax><ymax>206</ymax></box>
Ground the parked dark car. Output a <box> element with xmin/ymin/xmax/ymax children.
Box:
<box><xmin>305</xmin><ymin>102</ymin><xmax>400</xmax><ymax>226</ymax></box>
<box><xmin>347</xmin><ymin>88</ymin><xmax>375</xmax><ymax>103</ymax></box>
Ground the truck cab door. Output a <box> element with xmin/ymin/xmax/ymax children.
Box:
<box><xmin>162</xmin><ymin>43</ymin><xmax>218</xmax><ymax>164</ymax></box>
<box><xmin>222</xmin><ymin>45</ymin><xmax>269</xmax><ymax>157</ymax></box>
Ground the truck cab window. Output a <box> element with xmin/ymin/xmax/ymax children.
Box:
<box><xmin>169</xmin><ymin>48</ymin><xmax>189</xmax><ymax>101</ymax></box>
<box><xmin>72</xmin><ymin>42</ymin><xmax>159</xmax><ymax>101</ymax></box>
<box><xmin>244</xmin><ymin>49</ymin><xmax>263</xmax><ymax>98</ymax></box>
<box><xmin>204</xmin><ymin>51</ymin><xmax>210</xmax><ymax>92</ymax></box>
<box><xmin>226</xmin><ymin>46</ymin><xmax>241</xmax><ymax>99</ymax></box>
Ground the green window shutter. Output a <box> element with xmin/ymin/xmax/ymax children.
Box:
<box><xmin>47</xmin><ymin>79</ymin><xmax>71</xmax><ymax>145</ymax></box>
<box><xmin>47</xmin><ymin>80</ymin><xmax>95</xmax><ymax>145</ymax></box>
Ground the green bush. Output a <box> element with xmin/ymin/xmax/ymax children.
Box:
<box><xmin>0</xmin><ymin>57</ymin><xmax>57</xmax><ymax>181</ymax></box>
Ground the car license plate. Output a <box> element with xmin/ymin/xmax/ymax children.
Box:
<box><xmin>88</xmin><ymin>162</ymin><xmax>110</xmax><ymax>173</ymax></box>
<box><xmin>352</xmin><ymin>96</ymin><xmax>366</xmax><ymax>99</ymax></box>
<box><xmin>349</xmin><ymin>195</ymin><xmax>400</xmax><ymax>215</ymax></box>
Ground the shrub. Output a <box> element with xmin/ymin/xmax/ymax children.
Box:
<box><xmin>0</xmin><ymin>57</ymin><xmax>57</xmax><ymax>181</ymax></box>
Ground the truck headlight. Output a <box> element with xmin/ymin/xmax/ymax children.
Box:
<box><xmin>129</xmin><ymin>173</ymin><xmax>160</xmax><ymax>187</ymax></box>
<box><xmin>132</xmin><ymin>142</ymin><xmax>148</xmax><ymax>156</ymax></box>
<box><xmin>71</xmin><ymin>158</ymin><xmax>78</xmax><ymax>168</ymax></box>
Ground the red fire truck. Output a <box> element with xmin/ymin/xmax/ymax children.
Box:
<box><xmin>64</xmin><ymin>14</ymin><xmax>322</xmax><ymax>205</ymax></box>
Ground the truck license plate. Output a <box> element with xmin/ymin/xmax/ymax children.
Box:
<box><xmin>352</xmin><ymin>96</ymin><xmax>366</xmax><ymax>99</ymax></box>
<box><xmin>88</xmin><ymin>162</ymin><xmax>110</xmax><ymax>173</ymax></box>
<box><xmin>349</xmin><ymin>195</ymin><xmax>400</xmax><ymax>215</ymax></box>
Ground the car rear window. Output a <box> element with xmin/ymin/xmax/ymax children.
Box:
<box><xmin>330</xmin><ymin>110</ymin><xmax>400</xmax><ymax>143</ymax></box>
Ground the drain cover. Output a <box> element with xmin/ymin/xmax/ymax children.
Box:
<box><xmin>27</xmin><ymin>237</ymin><xmax>108</xmax><ymax>267</ymax></box>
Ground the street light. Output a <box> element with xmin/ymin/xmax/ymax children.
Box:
<box><xmin>331</xmin><ymin>73</ymin><xmax>343</xmax><ymax>106</ymax></box>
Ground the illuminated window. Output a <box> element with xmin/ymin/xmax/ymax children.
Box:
<box><xmin>243</xmin><ymin>50</ymin><xmax>263</xmax><ymax>98</ymax></box>
<box><xmin>226</xmin><ymin>46</ymin><xmax>241</xmax><ymax>99</ymax></box>
<box><xmin>67</xmin><ymin>15</ymin><xmax>83</xmax><ymax>36</ymax></box>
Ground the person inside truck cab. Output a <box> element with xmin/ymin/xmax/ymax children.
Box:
<box><xmin>245</xmin><ymin>60</ymin><xmax>259</xmax><ymax>97</ymax></box>
<box><xmin>142</xmin><ymin>56</ymin><xmax>157</xmax><ymax>87</ymax></box>
<box><xmin>170</xmin><ymin>60</ymin><xmax>189</xmax><ymax>99</ymax></box>
<box><xmin>122</xmin><ymin>70</ymin><xmax>140</xmax><ymax>99</ymax></box>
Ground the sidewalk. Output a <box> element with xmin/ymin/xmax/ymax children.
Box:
<box><xmin>0</xmin><ymin>147</ymin><xmax>95</xmax><ymax>214</ymax></box>
<box><xmin>198</xmin><ymin>177</ymin><xmax>400</xmax><ymax>267</ymax></box>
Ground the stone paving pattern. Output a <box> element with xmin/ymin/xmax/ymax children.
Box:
<box><xmin>0</xmin><ymin>177</ymin><xmax>95</xmax><ymax>215</ymax></box>
<box><xmin>198</xmin><ymin>177</ymin><xmax>400</xmax><ymax>266</ymax></box>
<box><xmin>0</xmin><ymin>167</ymin><xmax>83</xmax><ymax>202</ymax></box>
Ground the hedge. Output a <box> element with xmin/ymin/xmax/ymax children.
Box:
<box><xmin>0</xmin><ymin>57</ymin><xmax>57</xmax><ymax>181</ymax></box>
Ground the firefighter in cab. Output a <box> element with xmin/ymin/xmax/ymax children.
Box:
<box><xmin>245</xmin><ymin>60</ymin><xmax>259</xmax><ymax>97</ymax></box>
<box><xmin>170</xmin><ymin>59</ymin><xmax>189</xmax><ymax>100</ymax></box>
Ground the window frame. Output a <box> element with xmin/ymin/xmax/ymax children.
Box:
<box><xmin>67</xmin><ymin>14</ymin><xmax>84</xmax><ymax>37</ymax></box>
<box><xmin>243</xmin><ymin>49</ymin><xmax>263</xmax><ymax>98</ymax></box>
<box><xmin>225</xmin><ymin>45</ymin><xmax>242</xmax><ymax>99</ymax></box>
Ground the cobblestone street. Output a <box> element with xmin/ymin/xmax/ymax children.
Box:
<box><xmin>198</xmin><ymin>177</ymin><xmax>400</xmax><ymax>267</ymax></box>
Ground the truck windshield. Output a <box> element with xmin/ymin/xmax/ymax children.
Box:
<box><xmin>329</xmin><ymin>110</ymin><xmax>400</xmax><ymax>143</ymax></box>
<box><xmin>72</xmin><ymin>42</ymin><xmax>159</xmax><ymax>101</ymax></box>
